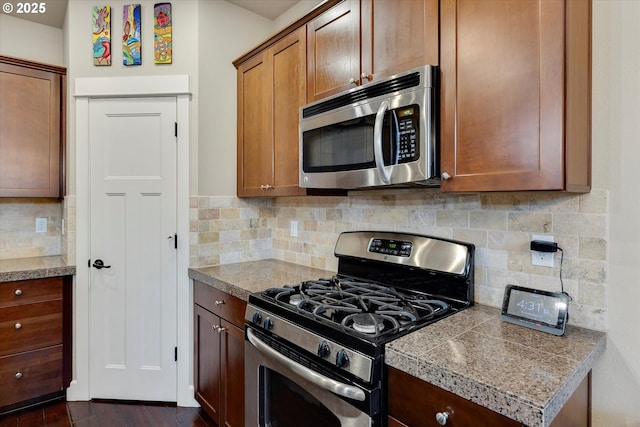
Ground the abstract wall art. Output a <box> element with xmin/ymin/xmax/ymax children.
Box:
<box><xmin>123</xmin><ymin>4</ymin><xmax>142</xmax><ymax>66</ymax></box>
<box><xmin>92</xmin><ymin>6</ymin><xmax>111</xmax><ymax>66</ymax></box>
<box><xmin>154</xmin><ymin>3</ymin><xmax>172</xmax><ymax>64</ymax></box>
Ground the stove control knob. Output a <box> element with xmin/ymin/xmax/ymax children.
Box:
<box><xmin>263</xmin><ymin>317</ymin><xmax>274</xmax><ymax>330</ymax></box>
<box><xmin>317</xmin><ymin>341</ymin><xmax>331</xmax><ymax>358</ymax></box>
<box><xmin>251</xmin><ymin>311</ymin><xmax>262</xmax><ymax>325</ymax></box>
<box><xmin>336</xmin><ymin>349</ymin><xmax>350</xmax><ymax>368</ymax></box>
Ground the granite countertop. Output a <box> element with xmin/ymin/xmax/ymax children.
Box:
<box><xmin>188</xmin><ymin>259</ymin><xmax>606</xmax><ymax>427</ymax></box>
<box><xmin>0</xmin><ymin>256</ymin><xmax>76</xmax><ymax>282</ymax></box>
<box><xmin>189</xmin><ymin>259</ymin><xmax>334</xmax><ymax>301</ymax></box>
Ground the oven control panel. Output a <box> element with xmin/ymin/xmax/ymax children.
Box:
<box><xmin>368</xmin><ymin>238</ymin><xmax>412</xmax><ymax>257</ymax></box>
<box><xmin>245</xmin><ymin>304</ymin><xmax>374</xmax><ymax>384</ymax></box>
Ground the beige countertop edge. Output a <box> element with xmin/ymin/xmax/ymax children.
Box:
<box><xmin>0</xmin><ymin>256</ymin><xmax>76</xmax><ymax>283</ymax></box>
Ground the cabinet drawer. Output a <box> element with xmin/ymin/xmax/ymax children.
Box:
<box><xmin>0</xmin><ymin>301</ymin><xmax>63</xmax><ymax>356</ymax></box>
<box><xmin>388</xmin><ymin>366</ymin><xmax>521</xmax><ymax>427</ymax></box>
<box><xmin>0</xmin><ymin>277</ymin><xmax>63</xmax><ymax>308</ymax></box>
<box><xmin>0</xmin><ymin>345</ymin><xmax>63</xmax><ymax>408</ymax></box>
<box><xmin>194</xmin><ymin>281</ymin><xmax>246</xmax><ymax>327</ymax></box>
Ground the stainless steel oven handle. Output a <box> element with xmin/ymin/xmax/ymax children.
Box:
<box><xmin>246</xmin><ymin>328</ymin><xmax>366</xmax><ymax>402</ymax></box>
<box><xmin>373</xmin><ymin>100</ymin><xmax>391</xmax><ymax>184</ymax></box>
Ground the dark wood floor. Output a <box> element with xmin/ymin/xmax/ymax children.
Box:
<box><xmin>0</xmin><ymin>400</ymin><xmax>217</xmax><ymax>427</ymax></box>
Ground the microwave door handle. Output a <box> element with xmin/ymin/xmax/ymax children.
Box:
<box><xmin>246</xmin><ymin>328</ymin><xmax>366</xmax><ymax>402</ymax></box>
<box><xmin>373</xmin><ymin>100</ymin><xmax>392</xmax><ymax>184</ymax></box>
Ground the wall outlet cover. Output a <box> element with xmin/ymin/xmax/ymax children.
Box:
<box><xmin>531</xmin><ymin>234</ymin><xmax>554</xmax><ymax>267</ymax></box>
<box><xmin>35</xmin><ymin>217</ymin><xmax>48</xmax><ymax>233</ymax></box>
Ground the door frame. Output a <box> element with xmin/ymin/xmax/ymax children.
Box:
<box><xmin>71</xmin><ymin>75</ymin><xmax>196</xmax><ymax>407</ymax></box>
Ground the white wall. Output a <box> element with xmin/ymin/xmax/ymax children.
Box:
<box><xmin>592</xmin><ymin>1</ymin><xmax>640</xmax><ymax>425</ymax></box>
<box><xmin>0</xmin><ymin>14</ymin><xmax>64</xmax><ymax>65</ymax></box>
<box><xmin>196</xmin><ymin>1</ymin><xmax>274</xmax><ymax>196</ymax></box>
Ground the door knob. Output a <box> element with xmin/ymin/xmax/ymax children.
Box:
<box><xmin>92</xmin><ymin>259</ymin><xmax>111</xmax><ymax>269</ymax></box>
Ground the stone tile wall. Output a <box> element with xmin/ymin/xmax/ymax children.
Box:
<box><xmin>192</xmin><ymin>189</ymin><xmax>608</xmax><ymax>331</ymax></box>
<box><xmin>0</xmin><ymin>199</ymin><xmax>63</xmax><ymax>259</ymax></box>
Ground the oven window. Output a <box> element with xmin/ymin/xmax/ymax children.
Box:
<box><xmin>260</xmin><ymin>367</ymin><xmax>340</xmax><ymax>427</ymax></box>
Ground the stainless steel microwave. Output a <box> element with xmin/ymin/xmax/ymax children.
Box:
<box><xmin>299</xmin><ymin>65</ymin><xmax>439</xmax><ymax>189</ymax></box>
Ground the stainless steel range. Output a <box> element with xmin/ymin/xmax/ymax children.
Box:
<box><xmin>244</xmin><ymin>231</ymin><xmax>475</xmax><ymax>427</ymax></box>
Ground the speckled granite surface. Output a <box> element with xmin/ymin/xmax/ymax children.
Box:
<box><xmin>0</xmin><ymin>256</ymin><xmax>76</xmax><ymax>282</ymax></box>
<box><xmin>386</xmin><ymin>304</ymin><xmax>606</xmax><ymax>427</ymax></box>
<box><xmin>188</xmin><ymin>259</ymin><xmax>334</xmax><ymax>301</ymax></box>
<box><xmin>189</xmin><ymin>259</ymin><xmax>605</xmax><ymax>427</ymax></box>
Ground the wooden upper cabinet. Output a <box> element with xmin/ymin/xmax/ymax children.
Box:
<box><xmin>0</xmin><ymin>56</ymin><xmax>65</xmax><ymax>198</ymax></box>
<box><xmin>307</xmin><ymin>0</ymin><xmax>438</xmax><ymax>102</ymax></box>
<box><xmin>236</xmin><ymin>28</ymin><xmax>307</xmax><ymax>197</ymax></box>
<box><xmin>440</xmin><ymin>0</ymin><xmax>591</xmax><ymax>192</ymax></box>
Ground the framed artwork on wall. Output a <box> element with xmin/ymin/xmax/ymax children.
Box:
<box><xmin>123</xmin><ymin>4</ymin><xmax>142</xmax><ymax>65</ymax></box>
<box><xmin>154</xmin><ymin>3</ymin><xmax>172</xmax><ymax>64</ymax></box>
<box><xmin>92</xmin><ymin>6</ymin><xmax>111</xmax><ymax>65</ymax></box>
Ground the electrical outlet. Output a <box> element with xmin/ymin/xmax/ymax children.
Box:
<box><xmin>531</xmin><ymin>234</ymin><xmax>554</xmax><ymax>267</ymax></box>
<box><xmin>290</xmin><ymin>220</ymin><xmax>298</xmax><ymax>237</ymax></box>
<box><xmin>35</xmin><ymin>217</ymin><xmax>47</xmax><ymax>233</ymax></box>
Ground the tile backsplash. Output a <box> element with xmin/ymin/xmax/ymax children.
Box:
<box><xmin>0</xmin><ymin>198</ymin><xmax>63</xmax><ymax>259</ymax></box>
<box><xmin>191</xmin><ymin>189</ymin><xmax>608</xmax><ymax>331</ymax></box>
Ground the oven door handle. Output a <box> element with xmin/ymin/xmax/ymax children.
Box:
<box><xmin>246</xmin><ymin>328</ymin><xmax>366</xmax><ymax>402</ymax></box>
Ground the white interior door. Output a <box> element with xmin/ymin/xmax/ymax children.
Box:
<box><xmin>89</xmin><ymin>97</ymin><xmax>177</xmax><ymax>401</ymax></box>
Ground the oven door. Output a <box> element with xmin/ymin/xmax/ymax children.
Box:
<box><xmin>245</xmin><ymin>327</ymin><xmax>375</xmax><ymax>427</ymax></box>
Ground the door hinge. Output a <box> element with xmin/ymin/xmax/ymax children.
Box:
<box><xmin>174</xmin><ymin>346</ymin><xmax>178</xmax><ymax>362</ymax></box>
<box><xmin>174</xmin><ymin>122</ymin><xmax>178</xmax><ymax>137</ymax></box>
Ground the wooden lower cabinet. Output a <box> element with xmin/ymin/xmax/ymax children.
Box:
<box><xmin>388</xmin><ymin>366</ymin><xmax>591</xmax><ymax>427</ymax></box>
<box><xmin>194</xmin><ymin>281</ymin><xmax>246</xmax><ymax>427</ymax></box>
<box><xmin>0</xmin><ymin>276</ymin><xmax>72</xmax><ymax>414</ymax></box>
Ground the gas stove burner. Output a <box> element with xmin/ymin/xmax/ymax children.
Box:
<box><xmin>289</xmin><ymin>294</ymin><xmax>303</xmax><ymax>306</ymax></box>
<box><xmin>350</xmin><ymin>313</ymin><xmax>385</xmax><ymax>334</ymax></box>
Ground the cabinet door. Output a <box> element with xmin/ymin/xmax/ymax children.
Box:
<box><xmin>361</xmin><ymin>0</ymin><xmax>438</xmax><ymax>81</ymax></box>
<box><xmin>194</xmin><ymin>305</ymin><xmax>221</xmax><ymax>425</ymax></box>
<box><xmin>271</xmin><ymin>28</ymin><xmax>308</xmax><ymax>197</ymax></box>
<box><xmin>307</xmin><ymin>0</ymin><xmax>361</xmax><ymax>102</ymax></box>
<box><xmin>220</xmin><ymin>320</ymin><xmax>245</xmax><ymax>427</ymax></box>
<box><xmin>440</xmin><ymin>0</ymin><xmax>575</xmax><ymax>192</ymax></box>
<box><xmin>0</xmin><ymin>61</ymin><xmax>62</xmax><ymax>198</ymax></box>
<box><xmin>237</xmin><ymin>51</ymin><xmax>273</xmax><ymax>197</ymax></box>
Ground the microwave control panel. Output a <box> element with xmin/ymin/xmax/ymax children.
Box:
<box><xmin>395</xmin><ymin>106</ymin><xmax>419</xmax><ymax>163</ymax></box>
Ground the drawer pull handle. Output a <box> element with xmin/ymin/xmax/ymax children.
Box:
<box><xmin>15</xmin><ymin>323</ymin><xmax>22</xmax><ymax>330</ymax></box>
<box><xmin>15</xmin><ymin>372</ymin><xmax>23</xmax><ymax>379</ymax></box>
<box><xmin>215</xmin><ymin>300</ymin><xmax>225</xmax><ymax>306</ymax></box>
<box><xmin>436</xmin><ymin>409</ymin><xmax>453</xmax><ymax>425</ymax></box>
<box><xmin>15</xmin><ymin>289</ymin><xmax>22</xmax><ymax>296</ymax></box>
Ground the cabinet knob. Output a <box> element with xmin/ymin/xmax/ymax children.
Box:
<box><xmin>436</xmin><ymin>410</ymin><xmax>453</xmax><ymax>425</ymax></box>
<box><xmin>441</xmin><ymin>172</ymin><xmax>451</xmax><ymax>181</ymax></box>
<box><xmin>15</xmin><ymin>372</ymin><xmax>23</xmax><ymax>379</ymax></box>
<box><xmin>361</xmin><ymin>72</ymin><xmax>372</xmax><ymax>82</ymax></box>
<box><xmin>15</xmin><ymin>289</ymin><xmax>22</xmax><ymax>296</ymax></box>
<box><xmin>260</xmin><ymin>184</ymin><xmax>273</xmax><ymax>190</ymax></box>
<box><xmin>211</xmin><ymin>325</ymin><xmax>227</xmax><ymax>334</ymax></box>
<box><xmin>215</xmin><ymin>300</ymin><xmax>225</xmax><ymax>306</ymax></box>
<box><xmin>15</xmin><ymin>323</ymin><xmax>22</xmax><ymax>330</ymax></box>
<box><xmin>349</xmin><ymin>77</ymin><xmax>357</xmax><ymax>85</ymax></box>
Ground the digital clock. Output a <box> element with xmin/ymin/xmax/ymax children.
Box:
<box><xmin>500</xmin><ymin>285</ymin><xmax>570</xmax><ymax>336</ymax></box>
